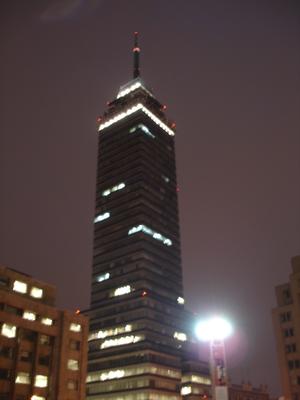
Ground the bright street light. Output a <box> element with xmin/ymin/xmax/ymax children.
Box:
<box><xmin>195</xmin><ymin>316</ymin><xmax>233</xmax><ymax>400</ymax></box>
<box><xmin>195</xmin><ymin>316</ymin><xmax>233</xmax><ymax>342</ymax></box>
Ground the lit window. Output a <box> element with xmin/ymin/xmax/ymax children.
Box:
<box><xmin>100</xmin><ymin>334</ymin><xmax>144</xmax><ymax>349</ymax></box>
<box><xmin>31</xmin><ymin>396</ymin><xmax>46</xmax><ymax>400</ymax></box>
<box><xmin>16</xmin><ymin>372</ymin><xmax>30</xmax><ymax>384</ymax></box>
<box><xmin>94</xmin><ymin>212</ymin><xmax>110</xmax><ymax>223</ymax></box>
<box><xmin>177</xmin><ymin>297</ymin><xmax>185</xmax><ymax>305</ymax></box>
<box><xmin>181</xmin><ymin>386</ymin><xmax>192</xmax><ymax>396</ymax></box>
<box><xmin>98</xmin><ymin>103</ymin><xmax>175</xmax><ymax>136</ymax></box>
<box><xmin>130</xmin><ymin>123</ymin><xmax>155</xmax><ymax>139</ymax></box>
<box><xmin>40</xmin><ymin>334</ymin><xmax>51</xmax><ymax>345</ymax></box>
<box><xmin>68</xmin><ymin>359</ymin><xmax>79</xmax><ymax>370</ymax></box>
<box><xmin>67</xmin><ymin>379</ymin><xmax>78</xmax><ymax>390</ymax></box>
<box><xmin>102</xmin><ymin>182</ymin><xmax>126</xmax><ymax>197</ymax></box>
<box><xmin>174</xmin><ymin>332</ymin><xmax>187</xmax><ymax>341</ymax></box>
<box><xmin>113</xmin><ymin>285</ymin><xmax>132</xmax><ymax>297</ymax></box>
<box><xmin>88</xmin><ymin>324</ymin><xmax>132</xmax><ymax>341</ymax></box>
<box><xmin>1</xmin><ymin>323</ymin><xmax>16</xmax><ymax>338</ymax></box>
<box><xmin>30</xmin><ymin>287</ymin><xmax>43</xmax><ymax>298</ymax></box>
<box><xmin>97</xmin><ymin>272</ymin><xmax>110</xmax><ymax>282</ymax></box>
<box><xmin>23</xmin><ymin>311</ymin><xmax>37</xmax><ymax>321</ymax></box>
<box><xmin>13</xmin><ymin>280</ymin><xmax>27</xmax><ymax>294</ymax></box>
<box><xmin>128</xmin><ymin>224</ymin><xmax>172</xmax><ymax>246</ymax></box>
<box><xmin>70</xmin><ymin>323</ymin><xmax>81</xmax><ymax>332</ymax></box>
<box><xmin>34</xmin><ymin>375</ymin><xmax>48</xmax><ymax>388</ymax></box>
<box><xmin>41</xmin><ymin>317</ymin><xmax>53</xmax><ymax>326</ymax></box>
<box><xmin>162</xmin><ymin>175</ymin><xmax>170</xmax><ymax>182</ymax></box>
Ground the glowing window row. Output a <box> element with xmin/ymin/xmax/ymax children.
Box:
<box><xmin>98</xmin><ymin>103</ymin><xmax>175</xmax><ymax>136</ymax></box>
<box><xmin>13</xmin><ymin>280</ymin><xmax>43</xmax><ymax>298</ymax></box>
<box><xmin>173</xmin><ymin>331</ymin><xmax>187</xmax><ymax>342</ymax></box>
<box><xmin>102</xmin><ymin>182</ymin><xmax>125</xmax><ymax>197</ymax></box>
<box><xmin>181</xmin><ymin>385</ymin><xmax>209</xmax><ymax>396</ymax></box>
<box><xmin>94</xmin><ymin>212</ymin><xmax>110</xmax><ymax>223</ymax></box>
<box><xmin>128</xmin><ymin>225</ymin><xmax>172</xmax><ymax>246</ymax></box>
<box><xmin>87</xmin><ymin>364</ymin><xmax>181</xmax><ymax>383</ymax></box>
<box><xmin>182</xmin><ymin>374</ymin><xmax>211</xmax><ymax>385</ymax></box>
<box><xmin>100</xmin><ymin>334</ymin><xmax>144</xmax><ymax>349</ymax></box>
<box><xmin>89</xmin><ymin>324</ymin><xmax>132</xmax><ymax>341</ymax></box>
<box><xmin>97</xmin><ymin>272</ymin><xmax>110</xmax><ymax>282</ymax></box>
<box><xmin>15</xmin><ymin>372</ymin><xmax>48</xmax><ymax>387</ymax></box>
<box><xmin>130</xmin><ymin>124</ymin><xmax>155</xmax><ymax>139</ymax></box>
<box><xmin>1</xmin><ymin>322</ymin><xmax>81</xmax><ymax>338</ymax></box>
<box><xmin>112</xmin><ymin>285</ymin><xmax>132</xmax><ymax>297</ymax></box>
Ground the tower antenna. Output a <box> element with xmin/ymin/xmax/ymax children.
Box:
<box><xmin>133</xmin><ymin>31</ymin><xmax>140</xmax><ymax>78</ymax></box>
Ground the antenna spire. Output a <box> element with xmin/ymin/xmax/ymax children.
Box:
<box><xmin>133</xmin><ymin>31</ymin><xmax>140</xmax><ymax>78</ymax></box>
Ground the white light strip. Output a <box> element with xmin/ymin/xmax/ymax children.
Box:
<box><xmin>128</xmin><ymin>224</ymin><xmax>172</xmax><ymax>246</ymax></box>
<box><xmin>98</xmin><ymin>103</ymin><xmax>175</xmax><ymax>136</ymax></box>
<box><xmin>102</xmin><ymin>182</ymin><xmax>125</xmax><ymax>197</ymax></box>
<box><xmin>94</xmin><ymin>212</ymin><xmax>110</xmax><ymax>223</ymax></box>
<box><xmin>117</xmin><ymin>82</ymin><xmax>142</xmax><ymax>98</ymax></box>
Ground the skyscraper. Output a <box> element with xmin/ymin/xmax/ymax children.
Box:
<box><xmin>272</xmin><ymin>255</ymin><xmax>300</xmax><ymax>400</ymax></box>
<box><xmin>86</xmin><ymin>33</ymin><xmax>210</xmax><ymax>400</ymax></box>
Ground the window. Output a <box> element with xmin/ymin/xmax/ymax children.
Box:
<box><xmin>39</xmin><ymin>355</ymin><xmax>50</xmax><ymax>366</ymax></box>
<box><xmin>30</xmin><ymin>287</ymin><xmax>43</xmax><ymax>298</ymax></box>
<box><xmin>34</xmin><ymin>375</ymin><xmax>48</xmax><ymax>388</ymax></box>
<box><xmin>0</xmin><ymin>276</ymin><xmax>9</xmax><ymax>287</ymax></box>
<box><xmin>0</xmin><ymin>346</ymin><xmax>13</xmax><ymax>359</ymax></box>
<box><xmin>23</xmin><ymin>311</ymin><xmax>36</xmax><ymax>321</ymax></box>
<box><xmin>67</xmin><ymin>379</ymin><xmax>78</xmax><ymax>390</ymax></box>
<box><xmin>128</xmin><ymin>224</ymin><xmax>172</xmax><ymax>246</ymax></box>
<box><xmin>174</xmin><ymin>332</ymin><xmax>187</xmax><ymax>341</ymax></box>
<box><xmin>113</xmin><ymin>285</ymin><xmax>132</xmax><ymax>297</ymax></box>
<box><xmin>69</xmin><ymin>339</ymin><xmax>80</xmax><ymax>350</ymax></box>
<box><xmin>97</xmin><ymin>272</ymin><xmax>110</xmax><ymax>282</ymax></box>
<box><xmin>67</xmin><ymin>359</ymin><xmax>79</xmax><ymax>371</ymax></box>
<box><xmin>280</xmin><ymin>312</ymin><xmax>291</xmax><ymax>323</ymax></box>
<box><xmin>15</xmin><ymin>372</ymin><xmax>30</xmax><ymax>384</ymax></box>
<box><xmin>70</xmin><ymin>323</ymin><xmax>81</xmax><ymax>332</ymax></box>
<box><xmin>39</xmin><ymin>334</ymin><xmax>51</xmax><ymax>345</ymax></box>
<box><xmin>284</xmin><ymin>328</ymin><xmax>294</xmax><ymax>337</ymax></box>
<box><xmin>0</xmin><ymin>369</ymin><xmax>10</xmax><ymax>380</ymax></box>
<box><xmin>41</xmin><ymin>317</ymin><xmax>53</xmax><ymax>326</ymax></box>
<box><xmin>286</xmin><ymin>344</ymin><xmax>297</xmax><ymax>353</ymax></box>
<box><xmin>13</xmin><ymin>280</ymin><xmax>27</xmax><ymax>294</ymax></box>
<box><xmin>31</xmin><ymin>396</ymin><xmax>46</xmax><ymax>400</ymax></box>
<box><xmin>94</xmin><ymin>212</ymin><xmax>110</xmax><ymax>223</ymax></box>
<box><xmin>20</xmin><ymin>351</ymin><xmax>32</xmax><ymax>362</ymax></box>
<box><xmin>102</xmin><ymin>182</ymin><xmax>126</xmax><ymax>197</ymax></box>
<box><xmin>1</xmin><ymin>323</ymin><xmax>16</xmax><ymax>338</ymax></box>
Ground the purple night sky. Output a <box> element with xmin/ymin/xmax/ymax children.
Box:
<box><xmin>1</xmin><ymin>0</ymin><xmax>299</xmax><ymax>395</ymax></box>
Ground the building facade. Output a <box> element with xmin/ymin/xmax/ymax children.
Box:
<box><xmin>228</xmin><ymin>381</ymin><xmax>269</xmax><ymax>400</ymax></box>
<box><xmin>272</xmin><ymin>255</ymin><xmax>300</xmax><ymax>400</ymax></box>
<box><xmin>0</xmin><ymin>266</ymin><xmax>88</xmax><ymax>400</ymax></box>
<box><xmin>86</xmin><ymin>34</ymin><xmax>210</xmax><ymax>400</ymax></box>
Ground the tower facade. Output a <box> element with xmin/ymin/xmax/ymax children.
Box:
<box><xmin>272</xmin><ymin>255</ymin><xmax>300</xmax><ymax>400</ymax></box>
<box><xmin>86</xmin><ymin>34</ymin><xmax>210</xmax><ymax>400</ymax></box>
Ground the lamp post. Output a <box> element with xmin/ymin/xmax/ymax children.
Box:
<box><xmin>195</xmin><ymin>317</ymin><xmax>233</xmax><ymax>400</ymax></box>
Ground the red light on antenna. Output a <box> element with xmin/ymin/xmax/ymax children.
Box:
<box><xmin>176</xmin><ymin>186</ymin><xmax>179</xmax><ymax>192</ymax></box>
<box><xmin>134</xmin><ymin>31</ymin><xmax>138</xmax><ymax>35</ymax></box>
<box><xmin>97</xmin><ymin>116</ymin><xmax>102</xmax><ymax>123</ymax></box>
<box><xmin>171</xmin><ymin>122</ymin><xmax>176</xmax><ymax>128</ymax></box>
<box><xmin>142</xmin><ymin>291</ymin><xmax>147</xmax><ymax>297</ymax></box>
<box><xmin>163</xmin><ymin>105</ymin><xmax>167</xmax><ymax>110</ymax></box>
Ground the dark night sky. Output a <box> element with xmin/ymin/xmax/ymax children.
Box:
<box><xmin>1</xmin><ymin>0</ymin><xmax>299</xmax><ymax>395</ymax></box>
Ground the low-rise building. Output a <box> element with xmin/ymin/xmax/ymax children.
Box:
<box><xmin>229</xmin><ymin>381</ymin><xmax>269</xmax><ymax>400</ymax></box>
<box><xmin>0</xmin><ymin>266</ymin><xmax>88</xmax><ymax>400</ymax></box>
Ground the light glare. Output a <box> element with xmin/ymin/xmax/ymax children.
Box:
<box><xmin>195</xmin><ymin>317</ymin><xmax>233</xmax><ymax>341</ymax></box>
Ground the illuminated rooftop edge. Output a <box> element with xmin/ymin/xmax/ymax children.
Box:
<box><xmin>98</xmin><ymin>103</ymin><xmax>175</xmax><ymax>136</ymax></box>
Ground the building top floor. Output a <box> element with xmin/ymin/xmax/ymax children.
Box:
<box><xmin>0</xmin><ymin>265</ymin><xmax>56</xmax><ymax>306</ymax></box>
